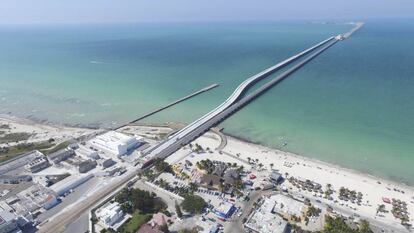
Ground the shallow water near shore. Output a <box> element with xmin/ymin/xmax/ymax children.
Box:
<box><xmin>0</xmin><ymin>19</ymin><xmax>413</xmax><ymax>185</ymax></box>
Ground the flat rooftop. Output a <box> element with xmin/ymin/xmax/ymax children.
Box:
<box><xmin>245</xmin><ymin>197</ymin><xmax>288</xmax><ymax>233</ymax></box>
<box><xmin>271</xmin><ymin>194</ymin><xmax>305</xmax><ymax>217</ymax></box>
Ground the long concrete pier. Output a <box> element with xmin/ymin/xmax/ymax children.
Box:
<box><xmin>113</xmin><ymin>83</ymin><xmax>219</xmax><ymax>130</ymax></box>
<box><xmin>143</xmin><ymin>36</ymin><xmax>336</xmax><ymax>156</ymax></box>
<box><xmin>342</xmin><ymin>22</ymin><xmax>364</xmax><ymax>39</ymax></box>
<box><xmin>149</xmin><ymin>37</ymin><xmax>340</xmax><ymax>159</ymax></box>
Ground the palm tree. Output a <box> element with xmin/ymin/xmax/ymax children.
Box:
<box><xmin>339</xmin><ymin>187</ymin><xmax>346</xmax><ymax>197</ymax></box>
<box><xmin>189</xmin><ymin>182</ymin><xmax>198</xmax><ymax>193</ymax></box>
<box><xmin>359</xmin><ymin>219</ymin><xmax>372</xmax><ymax>232</ymax></box>
<box><xmin>218</xmin><ymin>182</ymin><xmax>225</xmax><ymax>192</ymax></box>
<box><xmin>376</xmin><ymin>204</ymin><xmax>386</xmax><ymax>214</ymax></box>
<box><xmin>269</xmin><ymin>163</ymin><xmax>274</xmax><ymax>169</ymax></box>
<box><xmin>401</xmin><ymin>216</ymin><xmax>410</xmax><ymax>226</ymax></box>
<box><xmin>158</xmin><ymin>179</ymin><xmax>166</xmax><ymax>188</ymax></box>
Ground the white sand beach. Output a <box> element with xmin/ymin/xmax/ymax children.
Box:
<box><xmin>0</xmin><ymin>114</ymin><xmax>98</xmax><ymax>147</ymax></box>
<box><xmin>166</xmin><ymin>129</ymin><xmax>414</xmax><ymax>231</ymax></box>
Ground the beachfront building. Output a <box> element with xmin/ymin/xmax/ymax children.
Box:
<box><xmin>271</xmin><ymin>194</ymin><xmax>307</xmax><ymax>222</ymax></box>
<box><xmin>270</xmin><ymin>171</ymin><xmax>283</xmax><ymax>184</ymax></box>
<box><xmin>89</xmin><ymin>131</ymin><xmax>144</xmax><ymax>156</ymax></box>
<box><xmin>200</xmin><ymin>174</ymin><xmax>221</xmax><ymax>188</ymax></box>
<box><xmin>96</xmin><ymin>202</ymin><xmax>124</xmax><ymax>228</ymax></box>
<box><xmin>245</xmin><ymin>196</ymin><xmax>288</xmax><ymax>233</ymax></box>
<box><xmin>223</xmin><ymin>169</ymin><xmax>240</xmax><ymax>185</ymax></box>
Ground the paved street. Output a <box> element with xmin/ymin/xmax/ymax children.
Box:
<box><xmin>225</xmin><ymin>190</ymin><xmax>272</xmax><ymax>233</ymax></box>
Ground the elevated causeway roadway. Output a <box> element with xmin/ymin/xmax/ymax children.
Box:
<box><xmin>143</xmin><ymin>36</ymin><xmax>336</xmax><ymax>157</ymax></box>
<box><xmin>143</xmin><ymin>35</ymin><xmax>339</xmax><ymax>159</ymax></box>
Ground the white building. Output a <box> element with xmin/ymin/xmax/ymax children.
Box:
<box><xmin>97</xmin><ymin>202</ymin><xmax>124</xmax><ymax>227</ymax></box>
<box><xmin>244</xmin><ymin>197</ymin><xmax>288</xmax><ymax>233</ymax></box>
<box><xmin>42</xmin><ymin>194</ymin><xmax>59</xmax><ymax>210</ymax></box>
<box><xmin>271</xmin><ymin>194</ymin><xmax>306</xmax><ymax>219</ymax></box>
<box><xmin>89</xmin><ymin>131</ymin><xmax>143</xmax><ymax>156</ymax></box>
<box><xmin>49</xmin><ymin>174</ymin><xmax>93</xmax><ymax>196</ymax></box>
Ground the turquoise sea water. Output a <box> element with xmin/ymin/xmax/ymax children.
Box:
<box><xmin>1</xmin><ymin>20</ymin><xmax>413</xmax><ymax>184</ymax></box>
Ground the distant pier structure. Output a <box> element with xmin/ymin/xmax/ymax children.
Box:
<box><xmin>113</xmin><ymin>83</ymin><xmax>219</xmax><ymax>130</ymax></box>
<box><xmin>340</xmin><ymin>22</ymin><xmax>364</xmax><ymax>39</ymax></box>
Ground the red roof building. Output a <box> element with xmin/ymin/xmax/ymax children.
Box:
<box><xmin>136</xmin><ymin>224</ymin><xmax>162</xmax><ymax>233</ymax></box>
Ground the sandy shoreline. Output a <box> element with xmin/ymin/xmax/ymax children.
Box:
<box><xmin>2</xmin><ymin>113</ymin><xmax>413</xmax><ymax>191</ymax></box>
<box><xmin>0</xmin><ymin>114</ymin><xmax>98</xmax><ymax>150</ymax></box>
<box><xmin>0</xmin><ymin>113</ymin><xmax>100</xmax><ymax>130</ymax></box>
<box><xmin>225</xmin><ymin>131</ymin><xmax>414</xmax><ymax>192</ymax></box>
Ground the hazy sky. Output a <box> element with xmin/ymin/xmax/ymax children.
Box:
<box><xmin>2</xmin><ymin>0</ymin><xmax>414</xmax><ymax>24</ymax></box>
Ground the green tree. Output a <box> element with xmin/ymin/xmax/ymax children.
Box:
<box><xmin>306</xmin><ymin>205</ymin><xmax>321</xmax><ymax>217</ymax></box>
<box><xmin>218</xmin><ymin>182</ymin><xmax>225</xmax><ymax>192</ymax></box>
<box><xmin>159</xmin><ymin>223</ymin><xmax>169</xmax><ymax>233</ymax></box>
<box><xmin>234</xmin><ymin>179</ymin><xmax>244</xmax><ymax>190</ymax></box>
<box><xmin>175</xmin><ymin>201</ymin><xmax>183</xmax><ymax>218</ymax></box>
<box><xmin>154</xmin><ymin>158</ymin><xmax>172</xmax><ymax>173</ymax></box>
<box><xmin>181</xmin><ymin>194</ymin><xmax>207</xmax><ymax>214</ymax></box>
<box><xmin>322</xmin><ymin>216</ymin><xmax>373</xmax><ymax>233</ymax></box>
<box><xmin>323</xmin><ymin>216</ymin><xmax>355</xmax><ymax>233</ymax></box>
<box><xmin>189</xmin><ymin>182</ymin><xmax>198</xmax><ymax>193</ymax></box>
<box><xmin>115</xmin><ymin>188</ymin><xmax>130</xmax><ymax>203</ymax></box>
<box><xmin>359</xmin><ymin>219</ymin><xmax>373</xmax><ymax>233</ymax></box>
<box><xmin>115</xmin><ymin>188</ymin><xmax>166</xmax><ymax>214</ymax></box>
<box><xmin>100</xmin><ymin>228</ymin><xmax>116</xmax><ymax>233</ymax></box>
<box><xmin>376</xmin><ymin>204</ymin><xmax>386</xmax><ymax>214</ymax></box>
